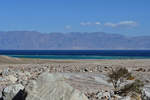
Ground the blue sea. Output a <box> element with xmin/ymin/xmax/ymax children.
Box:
<box><xmin>0</xmin><ymin>50</ymin><xmax>150</xmax><ymax>59</ymax></box>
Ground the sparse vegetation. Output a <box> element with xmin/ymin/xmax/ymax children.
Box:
<box><xmin>119</xmin><ymin>79</ymin><xmax>144</xmax><ymax>96</ymax></box>
<box><xmin>108</xmin><ymin>67</ymin><xmax>132</xmax><ymax>92</ymax></box>
<box><xmin>108</xmin><ymin>67</ymin><xmax>144</xmax><ymax>97</ymax></box>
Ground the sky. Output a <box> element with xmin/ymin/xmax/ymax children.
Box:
<box><xmin>0</xmin><ymin>0</ymin><xmax>150</xmax><ymax>36</ymax></box>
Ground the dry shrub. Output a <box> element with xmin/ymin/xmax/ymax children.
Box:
<box><xmin>119</xmin><ymin>79</ymin><xmax>144</xmax><ymax>96</ymax></box>
<box><xmin>108</xmin><ymin>67</ymin><xmax>144</xmax><ymax>97</ymax></box>
<box><xmin>108</xmin><ymin>67</ymin><xmax>132</xmax><ymax>91</ymax></box>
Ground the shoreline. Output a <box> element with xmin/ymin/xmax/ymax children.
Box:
<box><xmin>1</xmin><ymin>55</ymin><xmax>150</xmax><ymax>68</ymax></box>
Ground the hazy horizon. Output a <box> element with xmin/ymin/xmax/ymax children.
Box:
<box><xmin>0</xmin><ymin>30</ymin><xmax>149</xmax><ymax>37</ymax></box>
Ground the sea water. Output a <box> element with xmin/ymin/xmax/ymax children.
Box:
<box><xmin>0</xmin><ymin>50</ymin><xmax>150</xmax><ymax>59</ymax></box>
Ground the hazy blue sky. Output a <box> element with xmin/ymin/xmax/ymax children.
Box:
<box><xmin>0</xmin><ymin>0</ymin><xmax>150</xmax><ymax>36</ymax></box>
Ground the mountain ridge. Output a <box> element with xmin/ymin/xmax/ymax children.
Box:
<box><xmin>0</xmin><ymin>31</ymin><xmax>150</xmax><ymax>50</ymax></box>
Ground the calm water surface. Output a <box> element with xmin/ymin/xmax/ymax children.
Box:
<box><xmin>0</xmin><ymin>50</ymin><xmax>150</xmax><ymax>59</ymax></box>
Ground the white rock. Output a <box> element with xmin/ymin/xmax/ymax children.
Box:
<box><xmin>0</xmin><ymin>77</ymin><xmax>6</xmax><ymax>81</ymax></box>
<box><xmin>2</xmin><ymin>68</ymin><xmax>10</xmax><ymax>76</ymax></box>
<box><xmin>120</xmin><ymin>96</ymin><xmax>131</xmax><ymax>100</ymax></box>
<box><xmin>96</xmin><ymin>90</ymin><xmax>111</xmax><ymax>99</ymax></box>
<box><xmin>6</xmin><ymin>75</ymin><xmax>17</xmax><ymax>83</ymax></box>
<box><xmin>17</xmin><ymin>72</ymin><xmax>25</xmax><ymax>76</ymax></box>
<box><xmin>26</xmin><ymin>72</ymin><xmax>88</xmax><ymax>100</ymax></box>
<box><xmin>0</xmin><ymin>92</ymin><xmax>2</xmax><ymax>99</ymax></box>
<box><xmin>2</xmin><ymin>84</ymin><xmax>24</xmax><ymax>100</ymax></box>
<box><xmin>142</xmin><ymin>87</ymin><xmax>150</xmax><ymax>100</ymax></box>
<box><xmin>24</xmin><ymin>71</ymin><xmax>31</xmax><ymax>77</ymax></box>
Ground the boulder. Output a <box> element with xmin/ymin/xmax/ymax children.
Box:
<box><xmin>0</xmin><ymin>92</ymin><xmax>2</xmax><ymax>99</ymax></box>
<box><xmin>2</xmin><ymin>84</ymin><xmax>24</xmax><ymax>100</ymax></box>
<box><xmin>25</xmin><ymin>72</ymin><xmax>88</xmax><ymax>100</ymax></box>
<box><xmin>142</xmin><ymin>87</ymin><xmax>150</xmax><ymax>100</ymax></box>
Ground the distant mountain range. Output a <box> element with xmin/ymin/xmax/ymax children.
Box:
<box><xmin>0</xmin><ymin>31</ymin><xmax>150</xmax><ymax>50</ymax></box>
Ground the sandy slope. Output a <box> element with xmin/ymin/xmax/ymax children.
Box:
<box><xmin>0</xmin><ymin>55</ymin><xmax>82</xmax><ymax>64</ymax></box>
<box><xmin>1</xmin><ymin>55</ymin><xmax>150</xmax><ymax>66</ymax></box>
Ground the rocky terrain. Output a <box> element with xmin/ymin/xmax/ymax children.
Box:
<box><xmin>0</xmin><ymin>57</ymin><xmax>150</xmax><ymax>99</ymax></box>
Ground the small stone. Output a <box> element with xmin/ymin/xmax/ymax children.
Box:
<box><xmin>0</xmin><ymin>77</ymin><xmax>6</xmax><ymax>81</ymax></box>
<box><xmin>148</xmin><ymin>69</ymin><xmax>150</xmax><ymax>72</ymax></box>
<box><xmin>145</xmin><ymin>80</ymin><xmax>149</xmax><ymax>83</ymax></box>
<box><xmin>96</xmin><ymin>90</ymin><xmax>111</xmax><ymax>99</ymax></box>
<box><xmin>6</xmin><ymin>75</ymin><xmax>18</xmax><ymax>83</ymax></box>
<box><xmin>2</xmin><ymin>68</ymin><xmax>10</xmax><ymax>76</ymax></box>
<box><xmin>96</xmin><ymin>92</ymin><xmax>103</xmax><ymax>99</ymax></box>
<box><xmin>120</xmin><ymin>96</ymin><xmax>131</xmax><ymax>100</ymax></box>
<box><xmin>104</xmin><ymin>66</ymin><xmax>108</xmax><ymax>69</ymax></box>
<box><xmin>17</xmin><ymin>72</ymin><xmax>25</xmax><ymax>76</ymax></box>
<box><xmin>24</xmin><ymin>71</ymin><xmax>31</xmax><ymax>77</ymax></box>
<box><xmin>112</xmin><ymin>95</ymin><xmax>123</xmax><ymax>99</ymax></box>
<box><xmin>0</xmin><ymin>69</ymin><xmax>2</xmax><ymax>75</ymax></box>
<box><xmin>83</xmin><ymin>68</ymin><xmax>88</xmax><ymax>72</ymax></box>
<box><xmin>135</xmin><ymin>68</ymin><xmax>146</xmax><ymax>72</ymax></box>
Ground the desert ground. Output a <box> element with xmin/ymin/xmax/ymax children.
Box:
<box><xmin>0</xmin><ymin>55</ymin><xmax>150</xmax><ymax>99</ymax></box>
